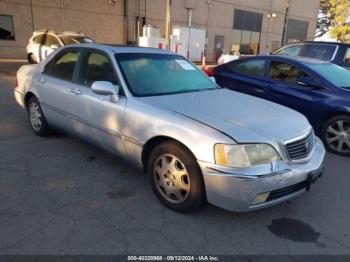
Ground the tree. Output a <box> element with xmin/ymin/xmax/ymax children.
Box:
<box><xmin>316</xmin><ymin>0</ymin><xmax>333</xmax><ymax>38</ymax></box>
<box><xmin>328</xmin><ymin>0</ymin><xmax>350</xmax><ymax>42</ymax></box>
<box><xmin>317</xmin><ymin>0</ymin><xmax>350</xmax><ymax>42</ymax></box>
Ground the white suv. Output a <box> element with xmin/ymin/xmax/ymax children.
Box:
<box><xmin>26</xmin><ymin>30</ymin><xmax>94</xmax><ymax>63</ymax></box>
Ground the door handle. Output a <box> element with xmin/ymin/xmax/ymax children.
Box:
<box><xmin>39</xmin><ymin>77</ymin><xmax>46</xmax><ymax>84</ymax></box>
<box><xmin>71</xmin><ymin>88</ymin><xmax>82</xmax><ymax>95</ymax></box>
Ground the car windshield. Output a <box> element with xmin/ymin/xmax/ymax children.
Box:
<box><xmin>60</xmin><ymin>36</ymin><xmax>94</xmax><ymax>45</ymax></box>
<box><xmin>309</xmin><ymin>63</ymin><xmax>350</xmax><ymax>89</ymax></box>
<box><xmin>116</xmin><ymin>53</ymin><xmax>217</xmax><ymax>96</ymax></box>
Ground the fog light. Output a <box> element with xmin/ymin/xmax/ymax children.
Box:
<box><xmin>252</xmin><ymin>192</ymin><xmax>270</xmax><ymax>205</ymax></box>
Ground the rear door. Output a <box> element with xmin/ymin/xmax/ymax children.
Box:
<box><xmin>215</xmin><ymin>58</ymin><xmax>272</xmax><ymax>100</ymax></box>
<box><xmin>39</xmin><ymin>48</ymin><xmax>81</xmax><ymax>130</ymax></box>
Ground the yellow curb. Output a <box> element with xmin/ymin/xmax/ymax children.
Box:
<box><xmin>0</xmin><ymin>58</ymin><xmax>27</xmax><ymax>63</ymax></box>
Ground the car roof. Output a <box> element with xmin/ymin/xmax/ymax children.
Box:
<box><xmin>283</xmin><ymin>41</ymin><xmax>350</xmax><ymax>47</ymax></box>
<box><xmin>241</xmin><ymin>55</ymin><xmax>331</xmax><ymax>65</ymax></box>
<box><xmin>33</xmin><ymin>30</ymin><xmax>86</xmax><ymax>37</ymax></box>
<box><xmin>63</xmin><ymin>43</ymin><xmax>177</xmax><ymax>55</ymax></box>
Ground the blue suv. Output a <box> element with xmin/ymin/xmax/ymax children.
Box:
<box><xmin>273</xmin><ymin>41</ymin><xmax>350</xmax><ymax>70</ymax></box>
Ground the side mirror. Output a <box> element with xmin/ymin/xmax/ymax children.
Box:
<box><xmin>297</xmin><ymin>77</ymin><xmax>323</xmax><ymax>89</ymax></box>
<box><xmin>91</xmin><ymin>81</ymin><xmax>119</xmax><ymax>103</ymax></box>
<box><xmin>50</xmin><ymin>44</ymin><xmax>59</xmax><ymax>49</ymax></box>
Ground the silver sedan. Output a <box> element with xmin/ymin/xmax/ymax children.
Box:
<box><xmin>14</xmin><ymin>44</ymin><xmax>325</xmax><ymax>212</ymax></box>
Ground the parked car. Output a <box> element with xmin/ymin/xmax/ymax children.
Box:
<box><xmin>26</xmin><ymin>30</ymin><xmax>94</xmax><ymax>64</ymax></box>
<box><xmin>14</xmin><ymin>44</ymin><xmax>325</xmax><ymax>212</ymax></box>
<box><xmin>217</xmin><ymin>53</ymin><xmax>240</xmax><ymax>65</ymax></box>
<box><xmin>273</xmin><ymin>41</ymin><xmax>350</xmax><ymax>70</ymax></box>
<box><xmin>213</xmin><ymin>55</ymin><xmax>350</xmax><ymax>156</ymax></box>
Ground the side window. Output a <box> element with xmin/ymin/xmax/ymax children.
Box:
<box><xmin>229</xmin><ymin>59</ymin><xmax>265</xmax><ymax>78</ymax></box>
<box><xmin>44</xmin><ymin>35</ymin><xmax>60</xmax><ymax>47</ymax></box>
<box><xmin>45</xmin><ymin>50</ymin><xmax>80</xmax><ymax>81</ymax></box>
<box><xmin>269</xmin><ymin>61</ymin><xmax>309</xmax><ymax>84</ymax></box>
<box><xmin>33</xmin><ymin>34</ymin><xmax>43</xmax><ymax>44</ymax></box>
<box><xmin>305</xmin><ymin>45</ymin><xmax>336</xmax><ymax>61</ymax></box>
<box><xmin>78</xmin><ymin>52</ymin><xmax>118</xmax><ymax>87</ymax></box>
<box><xmin>274</xmin><ymin>45</ymin><xmax>302</xmax><ymax>56</ymax></box>
<box><xmin>343</xmin><ymin>48</ymin><xmax>350</xmax><ymax>65</ymax></box>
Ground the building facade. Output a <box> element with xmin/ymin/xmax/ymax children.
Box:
<box><xmin>0</xmin><ymin>0</ymin><xmax>320</xmax><ymax>61</ymax></box>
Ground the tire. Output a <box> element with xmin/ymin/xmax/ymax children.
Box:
<box><xmin>28</xmin><ymin>54</ymin><xmax>37</xmax><ymax>64</ymax></box>
<box><xmin>27</xmin><ymin>96</ymin><xmax>51</xmax><ymax>136</ymax></box>
<box><xmin>320</xmin><ymin>115</ymin><xmax>350</xmax><ymax>156</ymax></box>
<box><xmin>147</xmin><ymin>141</ymin><xmax>205</xmax><ymax>212</ymax></box>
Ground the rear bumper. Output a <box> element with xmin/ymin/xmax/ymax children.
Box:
<box><xmin>198</xmin><ymin>137</ymin><xmax>325</xmax><ymax>212</ymax></box>
<box><xmin>13</xmin><ymin>89</ymin><xmax>25</xmax><ymax>108</ymax></box>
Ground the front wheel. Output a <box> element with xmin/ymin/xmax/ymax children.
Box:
<box><xmin>321</xmin><ymin>115</ymin><xmax>350</xmax><ymax>156</ymax></box>
<box><xmin>147</xmin><ymin>141</ymin><xmax>205</xmax><ymax>212</ymax></box>
<box><xmin>27</xmin><ymin>96</ymin><xmax>51</xmax><ymax>136</ymax></box>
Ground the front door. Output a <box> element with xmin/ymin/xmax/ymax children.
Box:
<box><xmin>68</xmin><ymin>49</ymin><xmax>126</xmax><ymax>155</ymax></box>
<box><xmin>266</xmin><ymin>60</ymin><xmax>326</xmax><ymax>126</ymax></box>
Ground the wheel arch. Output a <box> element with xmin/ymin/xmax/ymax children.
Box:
<box><xmin>24</xmin><ymin>91</ymin><xmax>37</xmax><ymax>110</ymax></box>
<box><xmin>319</xmin><ymin>111</ymin><xmax>350</xmax><ymax>134</ymax></box>
<box><xmin>141</xmin><ymin>135</ymin><xmax>199</xmax><ymax>173</ymax></box>
<box><xmin>27</xmin><ymin>53</ymin><xmax>37</xmax><ymax>63</ymax></box>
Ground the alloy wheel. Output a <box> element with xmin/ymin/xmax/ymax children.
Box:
<box><xmin>153</xmin><ymin>154</ymin><xmax>191</xmax><ymax>204</ymax></box>
<box><xmin>29</xmin><ymin>102</ymin><xmax>42</xmax><ymax>131</ymax></box>
<box><xmin>325</xmin><ymin>120</ymin><xmax>350</xmax><ymax>154</ymax></box>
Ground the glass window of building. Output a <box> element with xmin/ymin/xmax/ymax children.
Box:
<box><xmin>232</xmin><ymin>9</ymin><xmax>263</xmax><ymax>55</ymax></box>
<box><xmin>0</xmin><ymin>15</ymin><xmax>15</xmax><ymax>40</ymax></box>
<box><xmin>285</xmin><ymin>19</ymin><xmax>309</xmax><ymax>44</ymax></box>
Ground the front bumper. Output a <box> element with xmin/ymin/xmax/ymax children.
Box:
<box><xmin>198</xmin><ymin>137</ymin><xmax>326</xmax><ymax>212</ymax></box>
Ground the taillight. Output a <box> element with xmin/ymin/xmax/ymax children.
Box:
<box><xmin>202</xmin><ymin>66</ymin><xmax>214</xmax><ymax>77</ymax></box>
<box><xmin>15</xmin><ymin>78</ymin><xmax>19</xmax><ymax>88</ymax></box>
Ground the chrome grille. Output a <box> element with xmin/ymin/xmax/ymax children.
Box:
<box><xmin>285</xmin><ymin>132</ymin><xmax>315</xmax><ymax>160</ymax></box>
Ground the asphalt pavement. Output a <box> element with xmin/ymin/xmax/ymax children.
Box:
<box><xmin>0</xmin><ymin>61</ymin><xmax>349</xmax><ymax>256</ymax></box>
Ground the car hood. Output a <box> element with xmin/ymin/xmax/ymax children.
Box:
<box><xmin>140</xmin><ymin>89</ymin><xmax>311</xmax><ymax>143</ymax></box>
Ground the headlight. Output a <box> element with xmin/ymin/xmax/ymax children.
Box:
<box><xmin>214</xmin><ymin>144</ymin><xmax>281</xmax><ymax>168</ymax></box>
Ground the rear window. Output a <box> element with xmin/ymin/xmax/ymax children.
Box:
<box><xmin>60</xmin><ymin>36</ymin><xmax>94</xmax><ymax>45</ymax></box>
<box><xmin>228</xmin><ymin>59</ymin><xmax>265</xmax><ymax>78</ymax></box>
<box><xmin>273</xmin><ymin>45</ymin><xmax>302</xmax><ymax>56</ymax></box>
<box><xmin>32</xmin><ymin>34</ymin><xmax>43</xmax><ymax>44</ymax></box>
<box><xmin>305</xmin><ymin>44</ymin><xmax>336</xmax><ymax>61</ymax></box>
